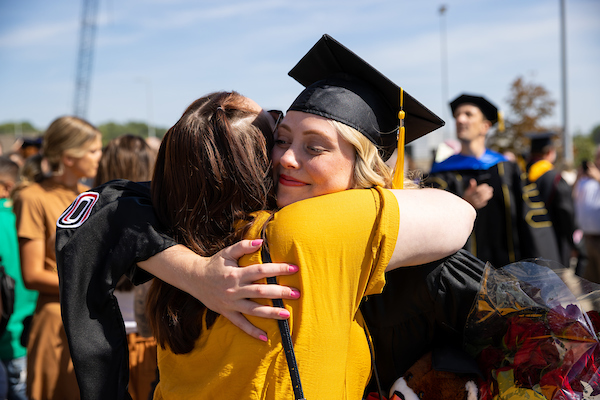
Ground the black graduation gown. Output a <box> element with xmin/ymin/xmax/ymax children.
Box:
<box><xmin>527</xmin><ymin>167</ymin><xmax>576</xmax><ymax>267</ymax></box>
<box><xmin>56</xmin><ymin>179</ymin><xmax>177</xmax><ymax>400</ymax></box>
<box><xmin>426</xmin><ymin>160</ymin><xmax>561</xmax><ymax>268</ymax></box>
<box><xmin>360</xmin><ymin>249</ymin><xmax>485</xmax><ymax>394</ymax></box>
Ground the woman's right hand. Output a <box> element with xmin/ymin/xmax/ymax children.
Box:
<box><xmin>138</xmin><ymin>240</ymin><xmax>300</xmax><ymax>341</ymax></box>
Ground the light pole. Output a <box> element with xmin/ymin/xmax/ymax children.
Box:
<box><xmin>560</xmin><ymin>0</ymin><xmax>572</xmax><ymax>164</ymax></box>
<box><xmin>136</xmin><ymin>78</ymin><xmax>155</xmax><ymax>139</ymax></box>
<box><xmin>439</xmin><ymin>4</ymin><xmax>449</xmax><ymax>141</ymax></box>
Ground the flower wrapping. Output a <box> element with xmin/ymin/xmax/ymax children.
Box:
<box><xmin>464</xmin><ymin>259</ymin><xmax>600</xmax><ymax>400</ymax></box>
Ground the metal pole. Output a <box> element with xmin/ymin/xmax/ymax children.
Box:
<box><xmin>439</xmin><ymin>5</ymin><xmax>449</xmax><ymax>141</ymax></box>
<box><xmin>560</xmin><ymin>0</ymin><xmax>572</xmax><ymax>164</ymax></box>
<box><xmin>135</xmin><ymin>78</ymin><xmax>155</xmax><ymax>138</ymax></box>
<box><xmin>74</xmin><ymin>0</ymin><xmax>99</xmax><ymax>119</ymax></box>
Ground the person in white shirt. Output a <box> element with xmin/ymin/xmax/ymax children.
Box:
<box><xmin>573</xmin><ymin>145</ymin><xmax>600</xmax><ymax>284</ymax></box>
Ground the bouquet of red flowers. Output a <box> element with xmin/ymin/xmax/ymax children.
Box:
<box><xmin>464</xmin><ymin>260</ymin><xmax>600</xmax><ymax>400</ymax></box>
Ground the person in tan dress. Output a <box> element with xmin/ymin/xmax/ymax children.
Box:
<box><xmin>13</xmin><ymin>116</ymin><xmax>102</xmax><ymax>400</ymax></box>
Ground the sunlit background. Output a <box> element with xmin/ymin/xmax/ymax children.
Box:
<box><xmin>1</xmin><ymin>0</ymin><xmax>598</xmax><ymax>167</ymax></box>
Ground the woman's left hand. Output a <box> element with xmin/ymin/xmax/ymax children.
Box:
<box><xmin>138</xmin><ymin>240</ymin><xmax>300</xmax><ymax>341</ymax></box>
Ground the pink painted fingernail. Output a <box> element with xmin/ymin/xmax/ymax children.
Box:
<box><xmin>288</xmin><ymin>265</ymin><xmax>299</xmax><ymax>272</ymax></box>
<box><xmin>251</xmin><ymin>239</ymin><xmax>263</xmax><ymax>246</ymax></box>
<box><xmin>259</xmin><ymin>334</ymin><xmax>268</xmax><ymax>342</ymax></box>
<box><xmin>290</xmin><ymin>290</ymin><xmax>300</xmax><ymax>299</ymax></box>
<box><xmin>279</xmin><ymin>309</ymin><xmax>290</xmax><ymax>318</ymax></box>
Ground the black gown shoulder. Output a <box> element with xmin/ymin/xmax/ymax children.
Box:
<box><xmin>56</xmin><ymin>179</ymin><xmax>177</xmax><ymax>400</ymax></box>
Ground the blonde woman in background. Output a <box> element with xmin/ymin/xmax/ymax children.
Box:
<box><xmin>13</xmin><ymin>116</ymin><xmax>102</xmax><ymax>400</ymax></box>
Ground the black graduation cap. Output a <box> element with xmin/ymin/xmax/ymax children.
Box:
<box><xmin>287</xmin><ymin>34</ymin><xmax>444</xmax><ymax>162</ymax></box>
<box><xmin>526</xmin><ymin>131</ymin><xmax>557</xmax><ymax>154</ymax></box>
<box><xmin>450</xmin><ymin>94</ymin><xmax>499</xmax><ymax>125</ymax></box>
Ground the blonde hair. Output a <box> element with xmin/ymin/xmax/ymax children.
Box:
<box><xmin>42</xmin><ymin>116</ymin><xmax>101</xmax><ymax>174</ymax></box>
<box><xmin>330</xmin><ymin>120</ymin><xmax>418</xmax><ymax>189</ymax></box>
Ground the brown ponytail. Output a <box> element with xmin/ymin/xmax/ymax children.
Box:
<box><xmin>146</xmin><ymin>92</ymin><xmax>275</xmax><ymax>354</ymax></box>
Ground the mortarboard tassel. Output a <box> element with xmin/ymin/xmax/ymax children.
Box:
<box><xmin>392</xmin><ymin>88</ymin><xmax>405</xmax><ymax>189</ymax></box>
<box><xmin>497</xmin><ymin>111</ymin><xmax>505</xmax><ymax>132</ymax></box>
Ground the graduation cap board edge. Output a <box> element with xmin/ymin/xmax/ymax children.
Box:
<box><xmin>287</xmin><ymin>34</ymin><xmax>445</xmax><ymax>188</ymax></box>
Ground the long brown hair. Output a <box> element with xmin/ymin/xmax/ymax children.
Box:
<box><xmin>147</xmin><ymin>91</ymin><xmax>276</xmax><ymax>354</ymax></box>
<box><xmin>93</xmin><ymin>134</ymin><xmax>156</xmax><ymax>187</ymax></box>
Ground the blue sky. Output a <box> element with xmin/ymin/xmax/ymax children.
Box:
<box><xmin>1</xmin><ymin>0</ymin><xmax>599</xmax><ymax>159</ymax></box>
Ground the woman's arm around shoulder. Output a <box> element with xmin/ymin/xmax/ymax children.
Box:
<box><xmin>386</xmin><ymin>188</ymin><xmax>476</xmax><ymax>270</ymax></box>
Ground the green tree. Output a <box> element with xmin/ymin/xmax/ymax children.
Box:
<box><xmin>591</xmin><ymin>124</ymin><xmax>600</xmax><ymax>145</ymax></box>
<box><xmin>0</xmin><ymin>120</ymin><xmax>167</xmax><ymax>147</ymax></box>
<box><xmin>97</xmin><ymin>121</ymin><xmax>166</xmax><ymax>145</ymax></box>
<box><xmin>0</xmin><ymin>121</ymin><xmax>41</xmax><ymax>135</ymax></box>
<box><xmin>573</xmin><ymin>133</ymin><xmax>595</xmax><ymax>166</ymax></box>
<box><xmin>572</xmin><ymin>124</ymin><xmax>600</xmax><ymax>167</ymax></box>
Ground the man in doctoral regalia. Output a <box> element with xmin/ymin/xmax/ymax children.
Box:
<box><xmin>426</xmin><ymin>93</ymin><xmax>560</xmax><ymax>269</ymax></box>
